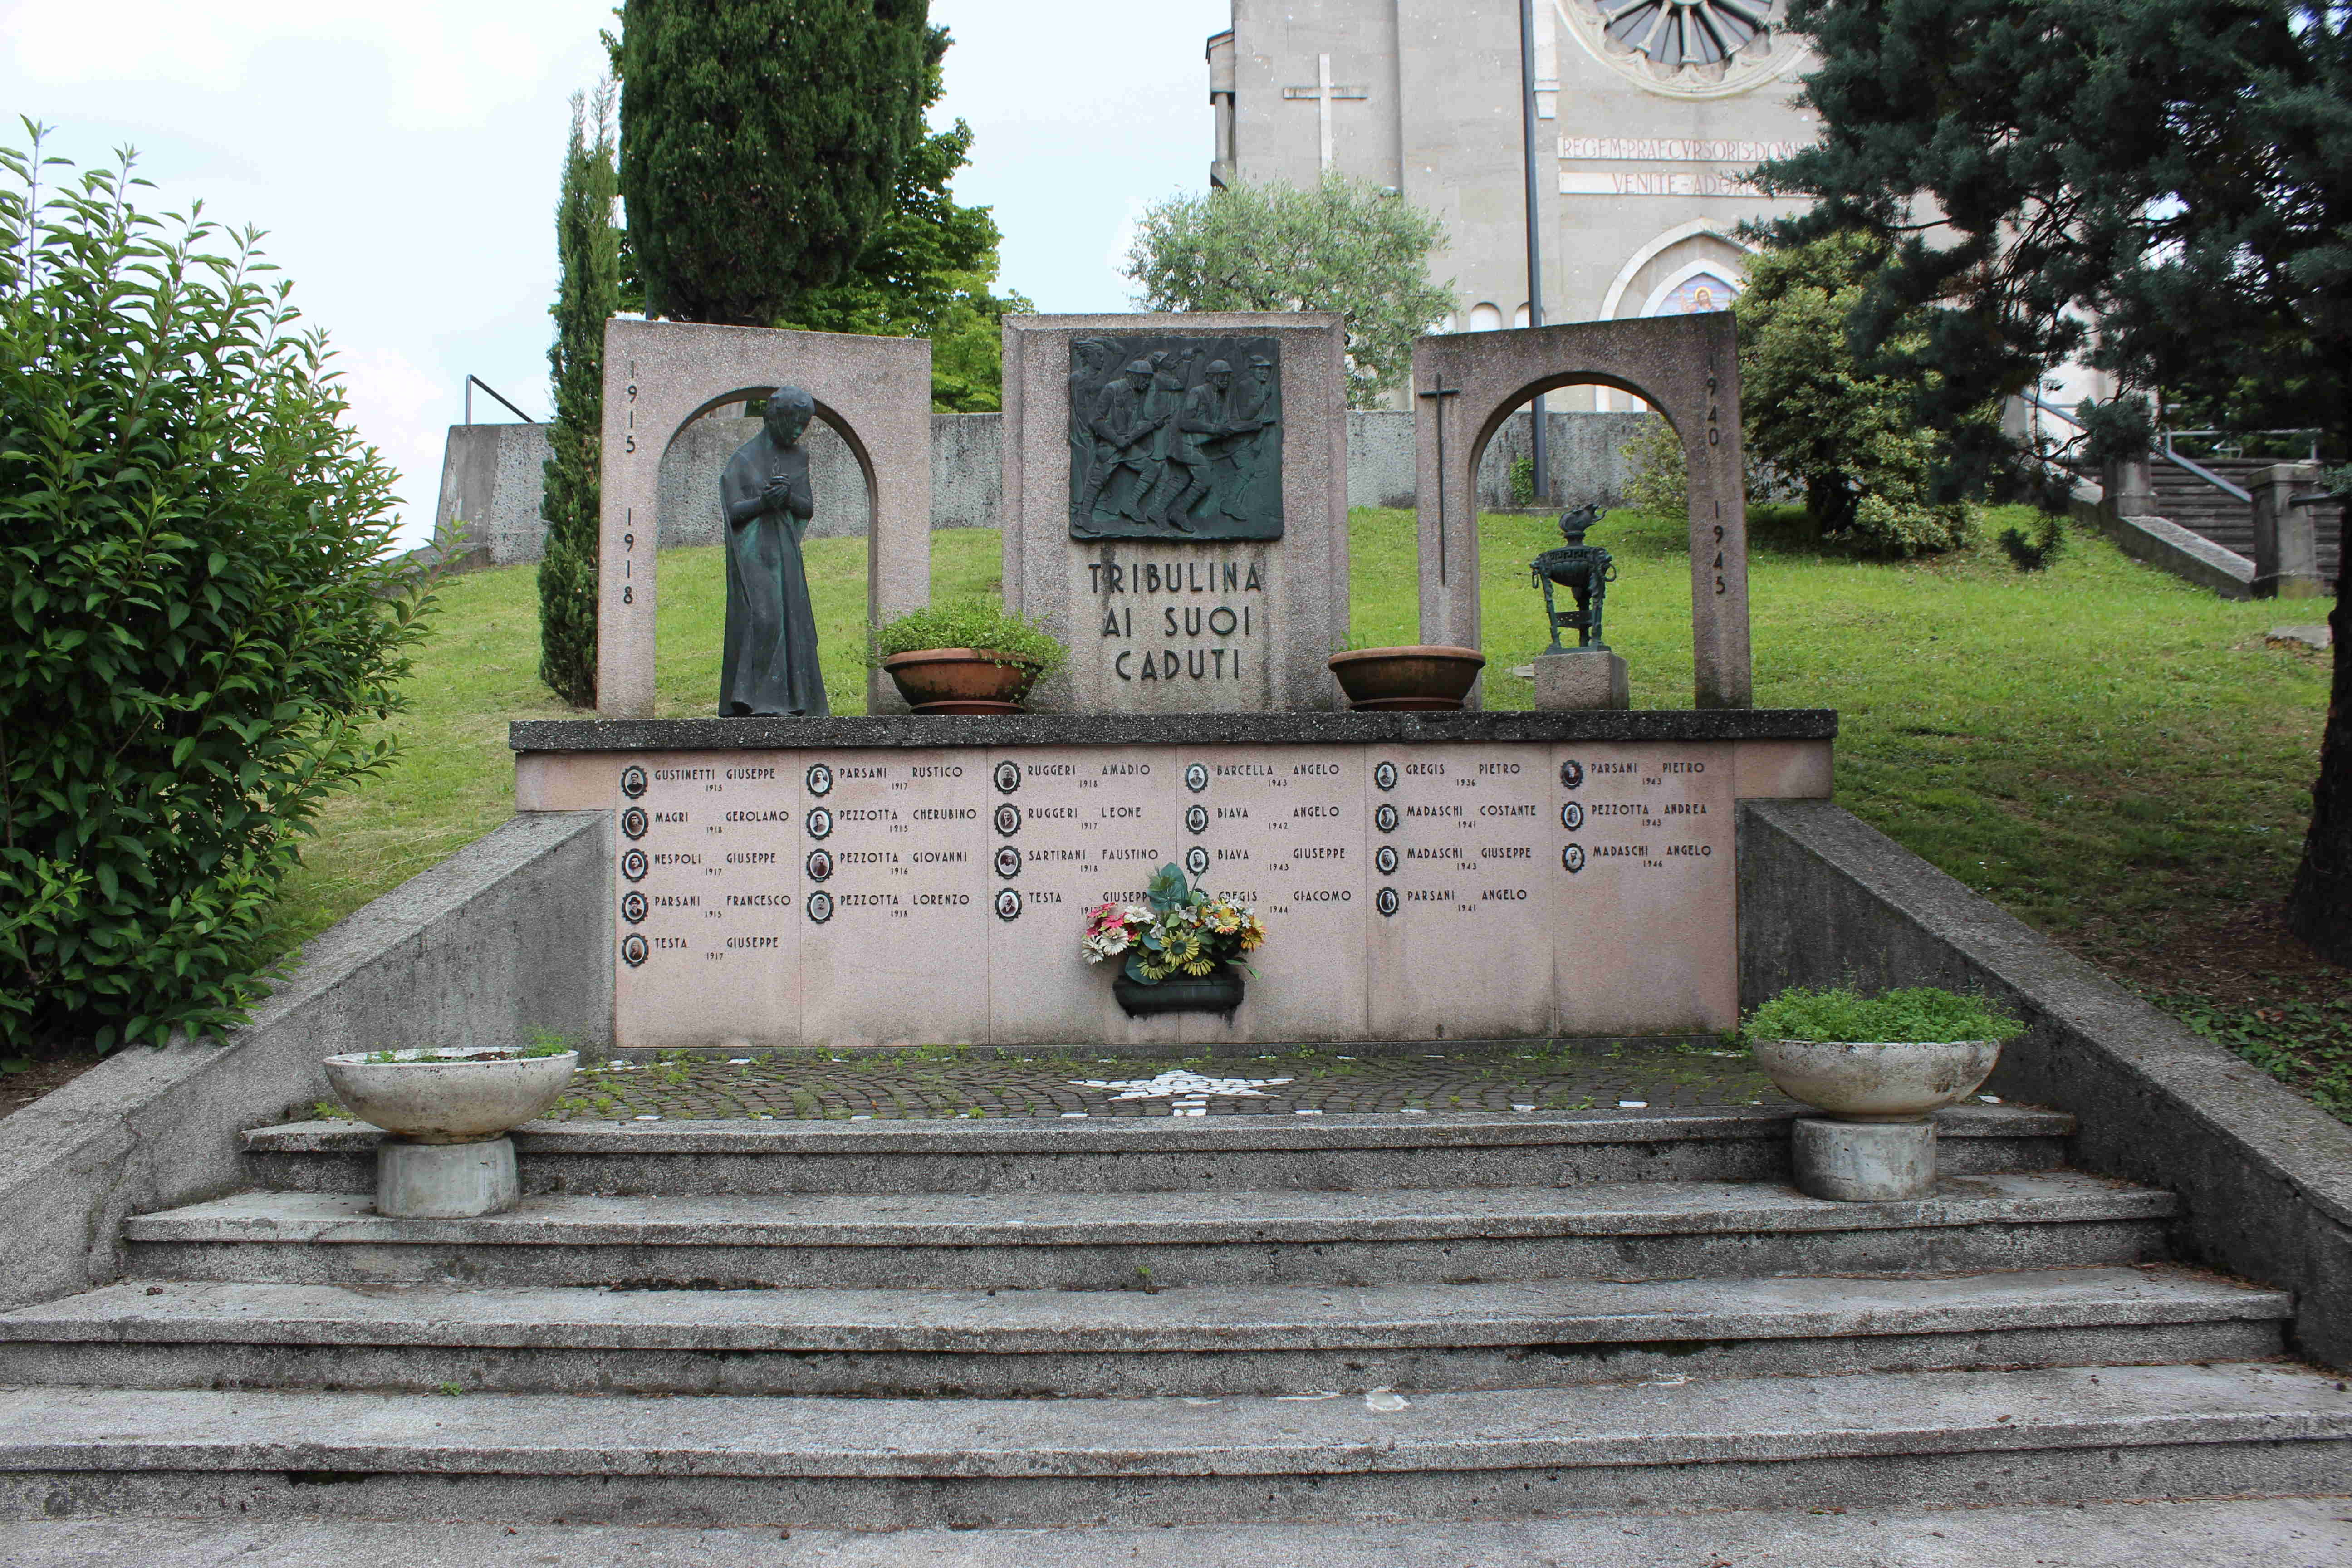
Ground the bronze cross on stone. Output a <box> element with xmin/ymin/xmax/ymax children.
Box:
<box><xmin>1419</xmin><ymin>372</ymin><xmax>1462</xmax><ymax>583</ymax></box>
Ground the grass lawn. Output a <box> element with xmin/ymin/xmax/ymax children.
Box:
<box><xmin>267</xmin><ymin>506</ymin><xmax>2345</xmax><ymax>1118</ymax></box>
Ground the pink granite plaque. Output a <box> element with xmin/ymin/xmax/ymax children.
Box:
<box><xmin>615</xmin><ymin>754</ymin><xmax>802</xmax><ymax>1051</ymax></box>
<box><xmin>1364</xmin><ymin>745</ymin><xmax>1555</xmax><ymax>1040</ymax></box>
<box><xmin>983</xmin><ymin>747</ymin><xmax>1183</xmax><ymax>1047</ymax></box>
<box><xmin>600</xmin><ymin>739</ymin><xmax>1752</xmax><ymax>1049</ymax></box>
<box><xmin>796</xmin><ymin>750</ymin><xmax>992</xmax><ymax>1048</ymax></box>
<box><xmin>1552</xmin><ymin>742</ymin><xmax>1739</xmax><ymax>1034</ymax></box>
<box><xmin>1175</xmin><ymin>747</ymin><xmax>1370</xmax><ymax>1043</ymax></box>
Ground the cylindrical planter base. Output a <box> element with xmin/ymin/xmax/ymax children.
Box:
<box><xmin>377</xmin><ymin>1136</ymin><xmax>520</xmax><ymax>1219</ymax></box>
<box><xmin>1793</xmin><ymin>1117</ymin><xmax>1936</xmax><ymax>1202</ymax></box>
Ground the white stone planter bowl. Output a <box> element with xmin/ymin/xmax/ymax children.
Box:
<box><xmin>323</xmin><ymin>1049</ymin><xmax>578</xmax><ymax>1145</ymax></box>
<box><xmin>1750</xmin><ymin>1038</ymin><xmax>2001</xmax><ymax>1124</ymax></box>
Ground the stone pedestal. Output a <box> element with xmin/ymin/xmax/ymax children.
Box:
<box><xmin>1000</xmin><ymin>313</ymin><xmax>1350</xmax><ymax>715</ymax></box>
<box><xmin>2103</xmin><ymin>454</ymin><xmax>2158</xmax><ymax>519</ymax></box>
<box><xmin>1792</xmin><ymin>1117</ymin><xmax>1935</xmax><ymax>1202</ymax></box>
<box><xmin>378</xmin><ymin>1137</ymin><xmax>520</xmax><ymax>1219</ymax></box>
<box><xmin>1531</xmin><ymin>648</ymin><xmax>1629</xmax><ymax>711</ymax></box>
<box><xmin>2251</xmin><ymin>463</ymin><xmax>2326</xmax><ymax>600</ymax></box>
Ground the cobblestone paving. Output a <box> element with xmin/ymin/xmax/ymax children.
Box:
<box><xmin>514</xmin><ymin>1044</ymin><xmax>1794</xmax><ymax>1123</ymax></box>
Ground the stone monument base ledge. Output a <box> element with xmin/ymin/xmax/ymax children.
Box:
<box><xmin>513</xmin><ymin>710</ymin><xmax>1834</xmax><ymax>1053</ymax></box>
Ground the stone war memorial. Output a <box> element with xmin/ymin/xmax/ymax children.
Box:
<box><xmin>516</xmin><ymin>309</ymin><xmax>1833</xmax><ymax>1057</ymax></box>
<box><xmin>10</xmin><ymin>307</ymin><xmax>2348</xmax><ymax>1554</ymax></box>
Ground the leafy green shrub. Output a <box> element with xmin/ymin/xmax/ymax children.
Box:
<box><xmin>1617</xmin><ymin>416</ymin><xmax>1798</xmax><ymax>522</ymax></box>
<box><xmin>1735</xmin><ymin>232</ymin><xmax>1981</xmax><ymax>556</ymax></box>
<box><xmin>1744</xmin><ymin>986</ymin><xmax>2027</xmax><ymax>1044</ymax></box>
<box><xmin>1122</xmin><ymin>173</ymin><xmax>1457</xmax><ymax>407</ymax></box>
<box><xmin>867</xmin><ymin>600</ymin><xmax>1066</xmax><ymax>674</ymax></box>
<box><xmin>1998</xmin><ymin>514</ymin><xmax>2067</xmax><ymax>572</ymax></box>
<box><xmin>1508</xmin><ymin>455</ymin><xmax>1537</xmax><ymax>506</ymax></box>
<box><xmin>0</xmin><ymin>134</ymin><xmax>432</xmax><ymax>1055</ymax></box>
<box><xmin>1621</xmin><ymin>418</ymin><xmax>1689</xmax><ymax>519</ymax></box>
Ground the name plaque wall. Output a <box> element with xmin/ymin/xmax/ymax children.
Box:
<box><xmin>611</xmin><ymin>741</ymin><xmax>1738</xmax><ymax>1049</ymax></box>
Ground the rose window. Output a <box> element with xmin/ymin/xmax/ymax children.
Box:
<box><xmin>1561</xmin><ymin>0</ymin><xmax>1804</xmax><ymax>99</ymax></box>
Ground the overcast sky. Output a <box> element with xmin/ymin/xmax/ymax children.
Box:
<box><xmin>0</xmin><ymin>1</ymin><xmax>1230</xmax><ymax>547</ymax></box>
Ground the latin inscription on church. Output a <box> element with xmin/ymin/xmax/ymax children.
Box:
<box><xmin>612</xmin><ymin>742</ymin><xmax>1736</xmax><ymax>1049</ymax></box>
<box><xmin>1066</xmin><ymin>336</ymin><xmax>1283</xmax><ymax>541</ymax></box>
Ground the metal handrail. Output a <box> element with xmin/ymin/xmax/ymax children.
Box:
<box><xmin>464</xmin><ymin>375</ymin><xmax>537</xmax><ymax>425</ymax></box>
<box><xmin>2156</xmin><ymin>444</ymin><xmax>2254</xmax><ymax>504</ymax></box>
<box><xmin>2020</xmin><ymin>391</ymin><xmax>2084</xmax><ymax>429</ymax></box>
<box><xmin>2163</xmin><ymin>427</ymin><xmax>2321</xmax><ymax>463</ymax></box>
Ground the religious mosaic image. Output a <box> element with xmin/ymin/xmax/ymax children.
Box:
<box><xmin>1067</xmin><ymin>335</ymin><xmax>1283</xmax><ymax>541</ymax></box>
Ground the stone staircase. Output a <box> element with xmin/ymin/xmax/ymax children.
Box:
<box><xmin>0</xmin><ymin>1101</ymin><xmax>2346</xmax><ymax>1535</ymax></box>
<box><xmin>2146</xmin><ymin>456</ymin><xmax>2342</xmax><ymax>583</ymax></box>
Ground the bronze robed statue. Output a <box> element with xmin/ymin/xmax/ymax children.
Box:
<box><xmin>719</xmin><ymin>387</ymin><xmax>828</xmax><ymax>718</ymax></box>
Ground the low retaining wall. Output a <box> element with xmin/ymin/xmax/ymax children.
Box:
<box><xmin>0</xmin><ymin>813</ymin><xmax>612</xmax><ymax>1309</ymax></box>
<box><xmin>2067</xmin><ymin>479</ymin><xmax>2255</xmax><ymax>600</ymax></box>
<box><xmin>438</xmin><ymin>409</ymin><xmax>1661</xmax><ymax>568</ymax></box>
<box><xmin>1739</xmin><ymin>798</ymin><xmax>2352</xmax><ymax>1369</ymax></box>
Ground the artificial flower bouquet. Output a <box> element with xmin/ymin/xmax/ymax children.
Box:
<box><xmin>1081</xmin><ymin>863</ymin><xmax>1267</xmax><ymax>984</ymax></box>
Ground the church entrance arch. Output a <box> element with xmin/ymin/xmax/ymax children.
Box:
<box><xmin>1411</xmin><ymin>312</ymin><xmax>1751</xmax><ymax>709</ymax></box>
<box><xmin>594</xmin><ymin>319</ymin><xmax>932</xmax><ymax>718</ymax></box>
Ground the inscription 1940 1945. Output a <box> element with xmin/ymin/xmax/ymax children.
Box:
<box><xmin>1068</xmin><ymin>336</ymin><xmax>1283</xmax><ymax>541</ymax></box>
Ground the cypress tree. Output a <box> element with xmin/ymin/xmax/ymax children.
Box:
<box><xmin>538</xmin><ymin>85</ymin><xmax>621</xmax><ymax>709</ymax></box>
<box><xmin>614</xmin><ymin>0</ymin><xmax>933</xmax><ymax>326</ymax></box>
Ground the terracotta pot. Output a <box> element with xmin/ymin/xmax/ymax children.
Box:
<box><xmin>1112</xmin><ymin>965</ymin><xmax>1246</xmax><ymax>1019</ymax></box>
<box><xmin>1749</xmin><ymin>1038</ymin><xmax>2002</xmax><ymax>1124</ymax></box>
<box><xmin>1326</xmin><ymin>645</ymin><xmax>1486</xmax><ymax>711</ymax></box>
<box><xmin>882</xmin><ymin>648</ymin><xmax>1043</xmax><ymax>714</ymax></box>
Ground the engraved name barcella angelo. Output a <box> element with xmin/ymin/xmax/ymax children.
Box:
<box><xmin>1088</xmin><ymin>555</ymin><xmax>1267</xmax><ymax>683</ymax></box>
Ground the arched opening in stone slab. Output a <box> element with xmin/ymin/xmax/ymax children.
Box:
<box><xmin>1410</xmin><ymin>314</ymin><xmax>1751</xmax><ymax>710</ymax></box>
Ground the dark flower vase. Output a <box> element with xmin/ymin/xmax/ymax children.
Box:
<box><xmin>1112</xmin><ymin>966</ymin><xmax>1245</xmax><ymax>1019</ymax></box>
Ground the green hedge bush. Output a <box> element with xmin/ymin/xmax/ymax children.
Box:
<box><xmin>0</xmin><ymin>134</ymin><xmax>433</xmax><ymax>1055</ymax></box>
<box><xmin>1744</xmin><ymin>985</ymin><xmax>2027</xmax><ymax>1045</ymax></box>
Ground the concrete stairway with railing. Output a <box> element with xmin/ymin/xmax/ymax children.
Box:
<box><xmin>2146</xmin><ymin>456</ymin><xmax>2342</xmax><ymax>583</ymax></box>
<box><xmin>0</xmin><ymin>1101</ymin><xmax>2344</xmax><ymax>1535</ymax></box>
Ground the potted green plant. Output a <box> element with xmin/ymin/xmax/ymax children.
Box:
<box><xmin>1742</xmin><ymin>986</ymin><xmax>2026</xmax><ymax>1122</ymax></box>
<box><xmin>1326</xmin><ymin>641</ymin><xmax>1486</xmax><ymax>710</ymax></box>
<box><xmin>1742</xmin><ymin>985</ymin><xmax>2028</xmax><ymax>1202</ymax></box>
<box><xmin>1083</xmin><ymin>864</ymin><xmax>1267</xmax><ymax>1018</ymax></box>
<box><xmin>867</xmin><ymin>600</ymin><xmax>1068</xmax><ymax>714</ymax></box>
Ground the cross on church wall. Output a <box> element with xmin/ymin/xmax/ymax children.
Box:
<box><xmin>1281</xmin><ymin>53</ymin><xmax>1368</xmax><ymax>172</ymax></box>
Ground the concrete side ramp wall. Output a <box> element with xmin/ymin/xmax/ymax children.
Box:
<box><xmin>1740</xmin><ymin>798</ymin><xmax>2352</xmax><ymax>1369</ymax></box>
<box><xmin>0</xmin><ymin>813</ymin><xmax>612</xmax><ymax>1310</ymax></box>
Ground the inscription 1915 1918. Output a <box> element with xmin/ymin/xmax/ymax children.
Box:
<box><xmin>1068</xmin><ymin>336</ymin><xmax>1283</xmax><ymax>541</ymax></box>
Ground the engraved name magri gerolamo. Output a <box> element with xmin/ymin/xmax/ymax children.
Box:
<box><xmin>1068</xmin><ymin>336</ymin><xmax>1282</xmax><ymax>541</ymax></box>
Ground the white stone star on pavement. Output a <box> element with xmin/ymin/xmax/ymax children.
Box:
<box><xmin>1068</xmin><ymin>1069</ymin><xmax>1294</xmax><ymax>1102</ymax></box>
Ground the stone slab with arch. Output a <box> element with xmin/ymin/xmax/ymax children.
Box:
<box><xmin>1412</xmin><ymin>312</ymin><xmax>1752</xmax><ymax>710</ymax></box>
<box><xmin>594</xmin><ymin>319</ymin><xmax>932</xmax><ymax>718</ymax></box>
<box><xmin>1000</xmin><ymin>311</ymin><xmax>1350</xmax><ymax>715</ymax></box>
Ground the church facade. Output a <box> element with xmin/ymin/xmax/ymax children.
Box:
<box><xmin>1207</xmin><ymin>1</ymin><xmax>1816</xmax><ymax>407</ymax></box>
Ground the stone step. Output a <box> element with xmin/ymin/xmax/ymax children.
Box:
<box><xmin>0</xmin><ymin>1362</ymin><xmax>2342</xmax><ymax>1529</ymax></box>
<box><xmin>239</xmin><ymin>1104</ymin><xmax>2074</xmax><ymax>1196</ymax></box>
<box><xmin>0</xmin><ymin>1267</ymin><xmax>2286</xmax><ymax>1398</ymax></box>
<box><xmin>8</xmin><ymin>1496</ymin><xmax>2352</xmax><ymax>1568</ymax></box>
<box><xmin>126</xmin><ymin>1172</ymin><xmax>2174</xmax><ymax>1290</ymax></box>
